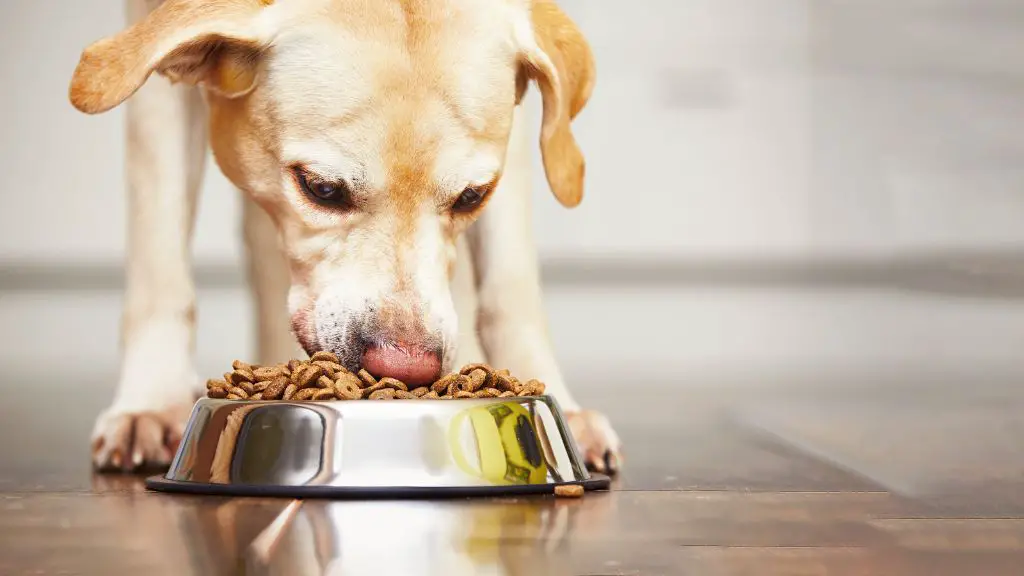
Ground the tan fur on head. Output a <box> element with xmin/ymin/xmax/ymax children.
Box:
<box><xmin>68</xmin><ymin>0</ymin><xmax>596</xmax><ymax>370</ymax></box>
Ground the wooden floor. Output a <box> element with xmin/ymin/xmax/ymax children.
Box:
<box><xmin>4</xmin><ymin>378</ymin><xmax>1024</xmax><ymax>575</ymax></box>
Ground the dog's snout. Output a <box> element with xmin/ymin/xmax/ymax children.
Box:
<box><xmin>297</xmin><ymin>293</ymin><xmax>448</xmax><ymax>385</ymax></box>
<box><xmin>361</xmin><ymin>342</ymin><xmax>442</xmax><ymax>386</ymax></box>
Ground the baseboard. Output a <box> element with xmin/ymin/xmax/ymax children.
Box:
<box><xmin>3</xmin><ymin>251</ymin><xmax>1024</xmax><ymax>298</ymax></box>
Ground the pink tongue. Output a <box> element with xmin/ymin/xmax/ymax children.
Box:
<box><xmin>361</xmin><ymin>345</ymin><xmax>441</xmax><ymax>386</ymax></box>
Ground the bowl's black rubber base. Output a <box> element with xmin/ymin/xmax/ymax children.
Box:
<box><xmin>144</xmin><ymin>474</ymin><xmax>611</xmax><ymax>499</ymax></box>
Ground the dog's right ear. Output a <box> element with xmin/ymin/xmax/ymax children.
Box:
<box><xmin>69</xmin><ymin>0</ymin><xmax>276</xmax><ymax>114</ymax></box>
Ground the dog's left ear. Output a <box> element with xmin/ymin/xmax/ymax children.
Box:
<box><xmin>517</xmin><ymin>0</ymin><xmax>595</xmax><ymax>208</ymax></box>
<box><xmin>69</xmin><ymin>0</ymin><xmax>275</xmax><ymax>114</ymax></box>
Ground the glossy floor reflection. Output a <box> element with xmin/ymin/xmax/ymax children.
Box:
<box><xmin>6</xmin><ymin>375</ymin><xmax>1024</xmax><ymax>569</ymax></box>
<box><xmin>4</xmin><ymin>376</ymin><xmax>1024</xmax><ymax>574</ymax></box>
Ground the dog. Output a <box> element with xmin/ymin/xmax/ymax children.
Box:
<box><xmin>69</xmin><ymin>0</ymin><xmax>621</xmax><ymax>475</ymax></box>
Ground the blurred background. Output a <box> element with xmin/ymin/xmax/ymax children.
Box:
<box><xmin>6</xmin><ymin>3</ymin><xmax>1024</xmax><ymax>572</ymax></box>
<box><xmin>3</xmin><ymin>0</ymin><xmax>1024</xmax><ymax>393</ymax></box>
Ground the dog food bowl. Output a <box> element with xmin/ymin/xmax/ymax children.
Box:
<box><xmin>145</xmin><ymin>396</ymin><xmax>610</xmax><ymax>498</ymax></box>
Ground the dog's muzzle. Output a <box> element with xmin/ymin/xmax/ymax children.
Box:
<box><xmin>294</xmin><ymin>300</ymin><xmax>444</xmax><ymax>386</ymax></box>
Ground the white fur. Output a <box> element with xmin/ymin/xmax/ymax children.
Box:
<box><xmin>408</xmin><ymin>209</ymin><xmax>461</xmax><ymax>372</ymax></box>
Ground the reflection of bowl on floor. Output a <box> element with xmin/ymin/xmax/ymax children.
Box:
<box><xmin>146</xmin><ymin>396</ymin><xmax>609</xmax><ymax>498</ymax></box>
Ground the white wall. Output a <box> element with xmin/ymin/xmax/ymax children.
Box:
<box><xmin>5</xmin><ymin>0</ymin><xmax>1024</xmax><ymax>265</ymax></box>
<box><xmin>0</xmin><ymin>0</ymin><xmax>245</xmax><ymax>266</ymax></box>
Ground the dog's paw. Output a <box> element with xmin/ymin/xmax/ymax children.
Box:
<box><xmin>91</xmin><ymin>401</ymin><xmax>195</xmax><ymax>473</ymax></box>
<box><xmin>565</xmin><ymin>410</ymin><xmax>622</xmax><ymax>475</ymax></box>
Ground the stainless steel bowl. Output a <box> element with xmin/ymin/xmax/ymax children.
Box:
<box><xmin>146</xmin><ymin>396</ymin><xmax>610</xmax><ymax>498</ymax></box>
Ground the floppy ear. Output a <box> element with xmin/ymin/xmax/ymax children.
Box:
<box><xmin>518</xmin><ymin>0</ymin><xmax>595</xmax><ymax>208</ymax></box>
<box><xmin>69</xmin><ymin>0</ymin><xmax>274</xmax><ymax>114</ymax></box>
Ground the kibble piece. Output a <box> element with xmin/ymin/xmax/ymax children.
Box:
<box><xmin>253</xmin><ymin>366</ymin><xmax>284</xmax><ymax>381</ymax></box>
<box><xmin>460</xmin><ymin>363</ymin><xmax>493</xmax><ymax>376</ymax></box>
<box><xmin>207</xmin><ymin>378</ymin><xmax>229</xmax><ymax>390</ymax></box>
<box><xmin>527</xmin><ymin>379</ymin><xmax>547</xmax><ymax>395</ymax></box>
<box><xmin>411</xmin><ymin>387</ymin><xmax>429</xmax><ymax>397</ymax></box>
<box><xmin>208</xmin><ymin>387</ymin><xmax>228</xmax><ymax>399</ymax></box>
<box><xmin>296</xmin><ymin>365</ymin><xmax>324</xmax><ymax>388</ymax></box>
<box><xmin>493</xmin><ymin>373</ymin><xmax>516</xmax><ymax>393</ymax></box>
<box><xmin>496</xmin><ymin>368</ymin><xmax>511</xmax><ymax>377</ymax></box>
<box><xmin>312</xmin><ymin>360</ymin><xmax>346</xmax><ymax>377</ymax></box>
<box><xmin>454</xmin><ymin>390</ymin><xmax>476</xmax><ymax>399</ymax></box>
<box><xmin>237</xmin><ymin>381</ymin><xmax>256</xmax><ymax>396</ymax></box>
<box><xmin>423</xmin><ymin>390</ymin><xmax>440</xmax><ymax>399</ymax></box>
<box><xmin>465</xmin><ymin>369</ymin><xmax>488</xmax><ymax>392</ymax></box>
<box><xmin>283</xmin><ymin>383</ymin><xmax>299</xmax><ymax>400</ymax></box>
<box><xmin>278</xmin><ymin>363</ymin><xmax>292</xmax><ymax>377</ymax></box>
<box><xmin>361</xmin><ymin>383</ymin><xmax>386</xmax><ymax>399</ymax></box>
<box><xmin>317</xmin><ymin>375</ymin><xmax>335</xmax><ymax>389</ymax></box>
<box><xmin>313</xmin><ymin>389</ymin><xmax>336</xmax><ymax>401</ymax></box>
<box><xmin>227</xmin><ymin>393</ymin><xmax>242</xmax><ymax>400</ymax></box>
<box><xmin>311</xmin><ymin>351</ymin><xmax>340</xmax><ymax>363</ymax></box>
<box><xmin>335</xmin><ymin>382</ymin><xmax>362</xmax><ymax>400</ymax></box>
<box><xmin>432</xmin><ymin>373</ymin><xmax>459</xmax><ymax>395</ymax></box>
<box><xmin>263</xmin><ymin>377</ymin><xmax>289</xmax><ymax>400</ymax></box>
<box><xmin>440</xmin><ymin>394</ymin><xmax>454</xmax><ymax>400</ymax></box>
<box><xmin>480</xmin><ymin>387</ymin><xmax>502</xmax><ymax>398</ymax></box>
<box><xmin>499</xmin><ymin>391</ymin><xmax>515</xmax><ymax>398</ymax></box>
<box><xmin>369</xmin><ymin>388</ymin><xmax>396</xmax><ymax>400</ymax></box>
<box><xmin>229</xmin><ymin>368</ymin><xmax>256</xmax><ymax>384</ymax></box>
<box><xmin>554</xmin><ymin>484</ymin><xmax>584</xmax><ymax>498</ymax></box>
<box><xmin>379</xmin><ymin>377</ymin><xmax>408</xmax><ymax>392</ymax></box>
<box><xmin>232</xmin><ymin>360</ymin><xmax>253</xmax><ymax>371</ymax></box>
<box><xmin>288</xmin><ymin>359</ymin><xmax>304</xmax><ymax>372</ymax></box>
<box><xmin>228</xmin><ymin>386</ymin><xmax>250</xmax><ymax>399</ymax></box>
<box><xmin>251</xmin><ymin>393</ymin><xmax>263</xmax><ymax>401</ymax></box>
<box><xmin>446</xmin><ymin>375</ymin><xmax>472</xmax><ymax>397</ymax></box>
<box><xmin>293</xmin><ymin>387</ymin><xmax>319</xmax><ymax>401</ymax></box>
<box><xmin>253</xmin><ymin>381</ymin><xmax>270</xmax><ymax>393</ymax></box>
<box><xmin>357</xmin><ymin>369</ymin><xmax>377</xmax><ymax>388</ymax></box>
<box><xmin>393</xmin><ymin>390</ymin><xmax>416</xmax><ymax>400</ymax></box>
<box><xmin>336</xmin><ymin>372</ymin><xmax>362</xmax><ymax>390</ymax></box>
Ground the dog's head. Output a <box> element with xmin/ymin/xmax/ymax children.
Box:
<box><xmin>69</xmin><ymin>0</ymin><xmax>593</xmax><ymax>385</ymax></box>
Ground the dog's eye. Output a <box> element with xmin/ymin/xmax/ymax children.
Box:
<box><xmin>452</xmin><ymin>187</ymin><xmax>486</xmax><ymax>213</ymax></box>
<box><xmin>294</xmin><ymin>168</ymin><xmax>352</xmax><ymax>207</ymax></box>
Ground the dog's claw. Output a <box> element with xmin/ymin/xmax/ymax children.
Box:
<box><xmin>92</xmin><ymin>403</ymin><xmax>192</xmax><ymax>474</ymax></box>
<box><xmin>605</xmin><ymin>450</ymin><xmax>620</xmax><ymax>473</ymax></box>
<box><xmin>565</xmin><ymin>410</ymin><xmax>623</xmax><ymax>476</ymax></box>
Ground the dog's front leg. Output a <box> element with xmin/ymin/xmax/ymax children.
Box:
<box><xmin>242</xmin><ymin>194</ymin><xmax>306</xmax><ymax>365</ymax></box>
<box><xmin>91</xmin><ymin>0</ymin><xmax>208</xmax><ymax>472</ymax></box>
<box><xmin>467</xmin><ymin>106</ymin><xmax>622</xmax><ymax>474</ymax></box>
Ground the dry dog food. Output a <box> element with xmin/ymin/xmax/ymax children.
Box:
<box><xmin>553</xmin><ymin>484</ymin><xmax>585</xmax><ymax>498</ymax></box>
<box><xmin>205</xmin><ymin>353</ymin><xmax>547</xmax><ymax>401</ymax></box>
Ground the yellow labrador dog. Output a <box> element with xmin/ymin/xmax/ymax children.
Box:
<box><xmin>70</xmin><ymin>0</ymin><xmax>621</xmax><ymax>474</ymax></box>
